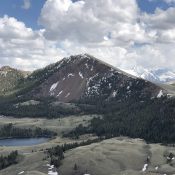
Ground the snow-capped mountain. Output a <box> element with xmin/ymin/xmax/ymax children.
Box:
<box><xmin>123</xmin><ymin>66</ymin><xmax>175</xmax><ymax>83</ymax></box>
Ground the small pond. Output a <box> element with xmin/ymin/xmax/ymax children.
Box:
<box><xmin>0</xmin><ymin>137</ymin><xmax>48</xmax><ymax>147</ymax></box>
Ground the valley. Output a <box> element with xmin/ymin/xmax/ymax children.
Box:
<box><xmin>0</xmin><ymin>54</ymin><xmax>175</xmax><ymax>175</ymax></box>
<box><xmin>1</xmin><ymin>128</ymin><xmax>175</xmax><ymax>175</ymax></box>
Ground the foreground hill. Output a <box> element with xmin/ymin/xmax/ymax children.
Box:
<box><xmin>1</xmin><ymin>136</ymin><xmax>175</xmax><ymax>175</ymax></box>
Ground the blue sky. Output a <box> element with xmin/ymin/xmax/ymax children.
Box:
<box><xmin>0</xmin><ymin>0</ymin><xmax>45</xmax><ymax>29</ymax></box>
<box><xmin>137</xmin><ymin>0</ymin><xmax>174</xmax><ymax>13</ymax></box>
<box><xmin>0</xmin><ymin>0</ymin><xmax>175</xmax><ymax>71</ymax></box>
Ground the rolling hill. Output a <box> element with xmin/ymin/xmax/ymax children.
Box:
<box><xmin>0</xmin><ymin>66</ymin><xmax>30</xmax><ymax>95</ymax></box>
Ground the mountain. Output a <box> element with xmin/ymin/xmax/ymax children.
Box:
<box><xmin>123</xmin><ymin>66</ymin><xmax>175</xmax><ymax>83</ymax></box>
<box><xmin>1</xmin><ymin>54</ymin><xmax>175</xmax><ymax>144</ymax></box>
<box><xmin>16</xmin><ymin>54</ymin><xmax>165</xmax><ymax>104</ymax></box>
<box><xmin>0</xmin><ymin>54</ymin><xmax>168</xmax><ymax>118</ymax></box>
<box><xmin>0</xmin><ymin>66</ymin><xmax>30</xmax><ymax>95</ymax></box>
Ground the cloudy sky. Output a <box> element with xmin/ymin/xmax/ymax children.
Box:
<box><xmin>0</xmin><ymin>0</ymin><xmax>175</xmax><ymax>71</ymax></box>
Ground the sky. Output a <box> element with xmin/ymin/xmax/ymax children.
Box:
<box><xmin>0</xmin><ymin>0</ymin><xmax>175</xmax><ymax>71</ymax></box>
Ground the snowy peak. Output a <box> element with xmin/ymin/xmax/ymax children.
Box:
<box><xmin>123</xmin><ymin>66</ymin><xmax>175</xmax><ymax>83</ymax></box>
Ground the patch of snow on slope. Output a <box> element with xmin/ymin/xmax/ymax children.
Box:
<box><xmin>79</xmin><ymin>72</ymin><xmax>84</xmax><ymax>79</ymax></box>
<box><xmin>109</xmin><ymin>83</ymin><xmax>112</xmax><ymax>89</ymax></box>
<box><xmin>68</xmin><ymin>73</ymin><xmax>74</xmax><ymax>78</ymax></box>
<box><xmin>47</xmin><ymin>164</ymin><xmax>58</xmax><ymax>175</ymax></box>
<box><xmin>57</xmin><ymin>90</ymin><xmax>63</xmax><ymax>97</ymax></box>
<box><xmin>50</xmin><ymin>82</ymin><xmax>59</xmax><ymax>92</ymax></box>
<box><xmin>85</xmin><ymin>63</ymin><xmax>89</xmax><ymax>69</ymax></box>
<box><xmin>48</xmin><ymin>172</ymin><xmax>58</xmax><ymax>175</ymax></box>
<box><xmin>142</xmin><ymin>164</ymin><xmax>148</xmax><ymax>172</ymax></box>
<box><xmin>157</xmin><ymin>90</ymin><xmax>163</xmax><ymax>98</ymax></box>
<box><xmin>65</xmin><ymin>92</ymin><xmax>70</xmax><ymax>98</ymax></box>
<box><xmin>112</xmin><ymin>91</ymin><xmax>117</xmax><ymax>97</ymax></box>
<box><xmin>18</xmin><ymin>171</ymin><xmax>24</xmax><ymax>174</ymax></box>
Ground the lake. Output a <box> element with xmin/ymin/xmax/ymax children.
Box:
<box><xmin>0</xmin><ymin>137</ymin><xmax>48</xmax><ymax>146</ymax></box>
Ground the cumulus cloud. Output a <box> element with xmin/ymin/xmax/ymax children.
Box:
<box><xmin>1</xmin><ymin>0</ymin><xmax>175</xmax><ymax>72</ymax></box>
<box><xmin>38</xmin><ymin>0</ymin><xmax>175</xmax><ymax>70</ymax></box>
<box><xmin>39</xmin><ymin>0</ymin><xmax>145</xmax><ymax>45</ymax></box>
<box><xmin>0</xmin><ymin>15</ymin><xmax>66</xmax><ymax>70</ymax></box>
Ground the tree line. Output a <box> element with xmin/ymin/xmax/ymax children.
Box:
<box><xmin>0</xmin><ymin>123</ymin><xmax>57</xmax><ymax>138</ymax></box>
<box><xmin>0</xmin><ymin>151</ymin><xmax>18</xmax><ymax>170</ymax></box>
<box><xmin>46</xmin><ymin>138</ymin><xmax>102</xmax><ymax>168</ymax></box>
<box><xmin>65</xmin><ymin>97</ymin><xmax>175</xmax><ymax>144</ymax></box>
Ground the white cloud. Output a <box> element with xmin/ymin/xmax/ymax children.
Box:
<box><xmin>39</xmin><ymin>0</ymin><xmax>144</xmax><ymax>45</ymax></box>
<box><xmin>0</xmin><ymin>15</ymin><xmax>34</xmax><ymax>39</ymax></box>
<box><xmin>21</xmin><ymin>0</ymin><xmax>31</xmax><ymax>10</ymax></box>
<box><xmin>0</xmin><ymin>16</ymin><xmax>66</xmax><ymax>70</ymax></box>
<box><xmin>1</xmin><ymin>0</ymin><xmax>175</xmax><ymax>73</ymax></box>
<box><xmin>143</xmin><ymin>7</ymin><xmax>175</xmax><ymax>30</ymax></box>
<box><xmin>38</xmin><ymin>0</ymin><xmax>175</xmax><ymax>70</ymax></box>
<box><xmin>163</xmin><ymin>0</ymin><xmax>175</xmax><ymax>4</ymax></box>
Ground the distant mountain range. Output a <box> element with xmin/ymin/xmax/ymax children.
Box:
<box><xmin>123</xmin><ymin>66</ymin><xmax>175</xmax><ymax>83</ymax></box>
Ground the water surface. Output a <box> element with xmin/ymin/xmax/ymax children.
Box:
<box><xmin>0</xmin><ymin>137</ymin><xmax>48</xmax><ymax>146</ymax></box>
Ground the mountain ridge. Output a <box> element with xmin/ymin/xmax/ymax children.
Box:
<box><xmin>0</xmin><ymin>54</ymin><xmax>167</xmax><ymax>102</ymax></box>
<box><xmin>123</xmin><ymin>66</ymin><xmax>175</xmax><ymax>83</ymax></box>
<box><xmin>0</xmin><ymin>66</ymin><xmax>30</xmax><ymax>95</ymax></box>
<box><xmin>15</xmin><ymin>54</ymin><xmax>165</xmax><ymax>104</ymax></box>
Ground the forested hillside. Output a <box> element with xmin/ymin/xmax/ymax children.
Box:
<box><xmin>66</xmin><ymin>96</ymin><xmax>175</xmax><ymax>144</ymax></box>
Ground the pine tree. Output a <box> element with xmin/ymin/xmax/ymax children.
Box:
<box><xmin>73</xmin><ymin>163</ymin><xmax>78</xmax><ymax>171</ymax></box>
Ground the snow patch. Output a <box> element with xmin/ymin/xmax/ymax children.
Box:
<box><xmin>157</xmin><ymin>90</ymin><xmax>163</xmax><ymax>98</ymax></box>
<box><xmin>68</xmin><ymin>73</ymin><xmax>74</xmax><ymax>78</ymax></box>
<box><xmin>142</xmin><ymin>164</ymin><xmax>148</xmax><ymax>172</ymax></box>
<box><xmin>85</xmin><ymin>63</ymin><xmax>89</xmax><ymax>69</ymax></box>
<box><xmin>50</xmin><ymin>82</ymin><xmax>59</xmax><ymax>92</ymax></box>
<box><xmin>65</xmin><ymin>92</ymin><xmax>70</xmax><ymax>98</ymax></box>
<box><xmin>112</xmin><ymin>91</ymin><xmax>117</xmax><ymax>97</ymax></box>
<box><xmin>47</xmin><ymin>164</ymin><xmax>58</xmax><ymax>175</ymax></box>
<box><xmin>18</xmin><ymin>171</ymin><xmax>24</xmax><ymax>175</ymax></box>
<box><xmin>155</xmin><ymin>166</ymin><xmax>158</xmax><ymax>170</ymax></box>
<box><xmin>48</xmin><ymin>171</ymin><xmax>58</xmax><ymax>175</ymax></box>
<box><xmin>79</xmin><ymin>72</ymin><xmax>84</xmax><ymax>79</ymax></box>
<box><xmin>57</xmin><ymin>90</ymin><xmax>63</xmax><ymax>97</ymax></box>
<box><xmin>109</xmin><ymin>83</ymin><xmax>112</xmax><ymax>89</ymax></box>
